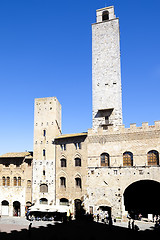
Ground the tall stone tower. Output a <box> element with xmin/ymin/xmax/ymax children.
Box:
<box><xmin>32</xmin><ymin>97</ymin><xmax>61</xmax><ymax>206</ymax></box>
<box><xmin>92</xmin><ymin>6</ymin><xmax>122</xmax><ymax>131</ymax></box>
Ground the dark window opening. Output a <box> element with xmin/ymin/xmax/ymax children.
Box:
<box><xmin>61</xmin><ymin>158</ymin><xmax>67</xmax><ymax>167</ymax></box>
<box><xmin>60</xmin><ymin>177</ymin><xmax>66</xmax><ymax>188</ymax></box>
<box><xmin>102</xmin><ymin>11</ymin><xmax>109</xmax><ymax>21</ymax></box>
<box><xmin>75</xmin><ymin>177</ymin><xmax>82</xmax><ymax>188</ymax></box>
<box><xmin>75</xmin><ymin>158</ymin><xmax>81</xmax><ymax>167</ymax></box>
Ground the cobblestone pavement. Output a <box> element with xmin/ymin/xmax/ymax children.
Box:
<box><xmin>0</xmin><ymin>216</ymin><xmax>155</xmax><ymax>234</ymax></box>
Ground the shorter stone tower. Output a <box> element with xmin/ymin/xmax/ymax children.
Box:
<box><xmin>32</xmin><ymin>97</ymin><xmax>61</xmax><ymax>206</ymax></box>
<box><xmin>92</xmin><ymin>6</ymin><xmax>122</xmax><ymax>131</ymax></box>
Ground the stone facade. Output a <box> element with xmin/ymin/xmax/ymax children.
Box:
<box><xmin>55</xmin><ymin>133</ymin><xmax>88</xmax><ymax>216</ymax></box>
<box><xmin>85</xmin><ymin>123</ymin><xmax>160</xmax><ymax>219</ymax></box>
<box><xmin>0</xmin><ymin>152</ymin><xmax>32</xmax><ymax>216</ymax></box>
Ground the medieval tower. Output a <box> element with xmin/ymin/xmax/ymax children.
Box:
<box><xmin>32</xmin><ymin>97</ymin><xmax>61</xmax><ymax>206</ymax></box>
<box><xmin>92</xmin><ymin>6</ymin><xmax>122</xmax><ymax>130</ymax></box>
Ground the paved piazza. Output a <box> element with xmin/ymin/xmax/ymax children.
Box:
<box><xmin>0</xmin><ymin>217</ymin><xmax>55</xmax><ymax>233</ymax></box>
<box><xmin>0</xmin><ymin>217</ymin><xmax>155</xmax><ymax>233</ymax></box>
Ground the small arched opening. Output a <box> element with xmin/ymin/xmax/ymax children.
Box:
<box><xmin>102</xmin><ymin>11</ymin><xmax>109</xmax><ymax>21</ymax></box>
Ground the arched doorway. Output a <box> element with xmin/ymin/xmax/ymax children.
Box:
<box><xmin>1</xmin><ymin>200</ymin><xmax>9</xmax><ymax>216</ymax></box>
<box><xmin>97</xmin><ymin>206</ymin><xmax>111</xmax><ymax>219</ymax></box>
<box><xmin>123</xmin><ymin>180</ymin><xmax>160</xmax><ymax>219</ymax></box>
<box><xmin>13</xmin><ymin>201</ymin><xmax>21</xmax><ymax>216</ymax></box>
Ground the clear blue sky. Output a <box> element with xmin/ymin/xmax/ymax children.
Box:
<box><xmin>0</xmin><ymin>0</ymin><xmax>160</xmax><ymax>155</ymax></box>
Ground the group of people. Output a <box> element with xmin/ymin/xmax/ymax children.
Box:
<box><xmin>94</xmin><ymin>210</ymin><xmax>112</xmax><ymax>226</ymax></box>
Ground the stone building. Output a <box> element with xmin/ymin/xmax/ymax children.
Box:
<box><xmin>31</xmin><ymin>6</ymin><xmax>160</xmax><ymax>220</ymax></box>
<box><xmin>55</xmin><ymin>133</ymin><xmax>87</xmax><ymax>217</ymax></box>
<box><xmin>1</xmin><ymin>6</ymin><xmax>160</xmax><ymax>220</ymax></box>
<box><xmin>0</xmin><ymin>152</ymin><xmax>33</xmax><ymax>216</ymax></box>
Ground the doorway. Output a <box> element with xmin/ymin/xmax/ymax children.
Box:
<box><xmin>1</xmin><ymin>200</ymin><xmax>9</xmax><ymax>216</ymax></box>
<box><xmin>13</xmin><ymin>201</ymin><xmax>21</xmax><ymax>216</ymax></box>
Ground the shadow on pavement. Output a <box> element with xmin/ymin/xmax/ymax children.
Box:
<box><xmin>0</xmin><ymin>220</ymin><xmax>159</xmax><ymax>240</ymax></box>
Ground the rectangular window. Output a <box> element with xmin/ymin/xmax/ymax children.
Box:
<box><xmin>43</xmin><ymin>149</ymin><xmax>45</xmax><ymax>156</ymax></box>
<box><xmin>60</xmin><ymin>144</ymin><xmax>66</xmax><ymax>151</ymax></box>
<box><xmin>75</xmin><ymin>143</ymin><xmax>81</xmax><ymax>150</ymax></box>
<box><xmin>60</xmin><ymin>177</ymin><xmax>66</xmax><ymax>188</ymax></box>
<box><xmin>43</xmin><ymin>129</ymin><xmax>46</xmax><ymax>137</ymax></box>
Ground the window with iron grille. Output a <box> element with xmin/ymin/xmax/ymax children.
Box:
<box><xmin>123</xmin><ymin>152</ymin><xmax>133</xmax><ymax>166</ymax></box>
<box><xmin>7</xmin><ymin>177</ymin><xmax>10</xmax><ymax>186</ymax></box>
<box><xmin>14</xmin><ymin>177</ymin><xmax>17</xmax><ymax>186</ymax></box>
<box><xmin>18</xmin><ymin>177</ymin><xmax>21</xmax><ymax>186</ymax></box>
<box><xmin>147</xmin><ymin>150</ymin><xmax>159</xmax><ymax>166</ymax></box>
<box><xmin>100</xmin><ymin>153</ymin><xmax>110</xmax><ymax>167</ymax></box>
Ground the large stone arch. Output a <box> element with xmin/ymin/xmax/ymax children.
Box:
<box><xmin>123</xmin><ymin>179</ymin><xmax>160</xmax><ymax>218</ymax></box>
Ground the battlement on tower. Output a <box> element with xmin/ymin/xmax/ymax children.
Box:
<box><xmin>88</xmin><ymin>121</ymin><xmax>160</xmax><ymax>136</ymax></box>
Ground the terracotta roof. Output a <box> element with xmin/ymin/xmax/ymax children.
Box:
<box><xmin>0</xmin><ymin>152</ymin><xmax>32</xmax><ymax>158</ymax></box>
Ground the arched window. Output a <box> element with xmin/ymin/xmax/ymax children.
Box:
<box><xmin>123</xmin><ymin>152</ymin><xmax>133</xmax><ymax>166</ymax></box>
<box><xmin>40</xmin><ymin>184</ymin><xmax>48</xmax><ymax>193</ymax></box>
<box><xmin>39</xmin><ymin>198</ymin><xmax>48</xmax><ymax>205</ymax></box>
<box><xmin>147</xmin><ymin>150</ymin><xmax>159</xmax><ymax>166</ymax></box>
<box><xmin>60</xmin><ymin>177</ymin><xmax>66</xmax><ymax>188</ymax></box>
<box><xmin>102</xmin><ymin>11</ymin><xmax>109</xmax><ymax>21</ymax></box>
<box><xmin>75</xmin><ymin>177</ymin><xmax>82</xmax><ymax>189</ymax></box>
<box><xmin>7</xmin><ymin>177</ymin><xmax>10</xmax><ymax>186</ymax></box>
<box><xmin>2</xmin><ymin>177</ymin><xmax>5</xmax><ymax>186</ymax></box>
<box><xmin>61</xmin><ymin>158</ymin><xmax>67</xmax><ymax>167</ymax></box>
<box><xmin>14</xmin><ymin>177</ymin><xmax>17</xmax><ymax>186</ymax></box>
<box><xmin>18</xmin><ymin>177</ymin><xmax>21</xmax><ymax>186</ymax></box>
<box><xmin>75</xmin><ymin>157</ymin><xmax>81</xmax><ymax>167</ymax></box>
<box><xmin>100</xmin><ymin>153</ymin><xmax>110</xmax><ymax>167</ymax></box>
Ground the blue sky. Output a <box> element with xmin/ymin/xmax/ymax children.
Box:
<box><xmin>0</xmin><ymin>0</ymin><xmax>160</xmax><ymax>155</ymax></box>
